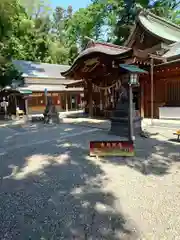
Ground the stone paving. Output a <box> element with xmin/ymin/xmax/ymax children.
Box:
<box><xmin>0</xmin><ymin>122</ymin><xmax>180</xmax><ymax>239</ymax></box>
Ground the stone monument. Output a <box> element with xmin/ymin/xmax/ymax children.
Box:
<box><xmin>44</xmin><ymin>97</ymin><xmax>59</xmax><ymax>124</ymax></box>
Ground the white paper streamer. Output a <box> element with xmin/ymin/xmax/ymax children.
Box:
<box><xmin>93</xmin><ymin>80</ymin><xmax>118</xmax><ymax>91</ymax></box>
<box><xmin>115</xmin><ymin>82</ymin><xmax>118</xmax><ymax>90</ymax></box>
<box><xmin>118</xmin><ymin>80</ymin><xmax>121</xmax><ymax>88</ymax></box>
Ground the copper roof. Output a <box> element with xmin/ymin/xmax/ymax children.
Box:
<box><xmin>76</xmin><ymin>42</ymin><xmax>131</xmax><ymax>59</ymax></box>
<box><xmin>61</xmin><ymin>42</ymin><xmax>132</xmax><ymax>78</ymax></box>
<box><xmin>125</xmin><ymin>10</ymin><xmax>180</xmax><ymax>47</ymax></box>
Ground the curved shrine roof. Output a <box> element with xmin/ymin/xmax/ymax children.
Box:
<box><xmin>126</xmin><ymin>10</ymin><xmax>180</xmax><ymax>47</ymax></box>
<box><xmin>79</xmin><ymin>42</ymin><xmax>131</xmax><ymax>57</ymax></box>
<box><xmin>138</xmin><ymin>11</ymin><xmax>180</xmax><ymax>42</ymax></box>
<box><xmin>61</xmin><ymin>42</ymin><xmax>132</xmax><ymax>79</ymax></box>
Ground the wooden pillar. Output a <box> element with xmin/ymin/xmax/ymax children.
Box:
<box><xmin>128</xmin><ymin>83</ymin><xmax>134</xmax><ymax>141</ymax></box>
<box><xmin>76</xmin><ymin>94</ymin><xmax>78</xmax><ymax>110</ymax></box>
<box><xmin>140</xmin><ymin>80</ymin><xmax>144</xmax><ymax>118</ymax></box>
<box><xmin>65</xmin><ymin>93</ymin><xmax>68</xmax><ymax>111</ymax></box>
<box><xmin>14</xmin><ymin>94</ymin><xmax>18</xmax><ymax>117</ymax></box>
<box><xmin>144</xmin><ymin>80</ymin><xmax>148</xmax><ymax>118</ymax></box>
<box><xmin>87</xmin><ymin>81</ymin><xmax>93</xmax><ymax>117</ymax></box>
<box><xmin>25</xmin><ymin>98</ymin><xmax>28</xmax><ymax>115</ymax></box>
<box><xmin>150</xmin><ymin>58</ymin><xmax>154</xmax><ymax>124</ymax></box>
<box><xmin>99</xmin><ymin>90</ymin><xmax>102</xmax><ymax>111</ymax></box>
<box><xmin>44</xmin><ymin>89</ymin><xmax>48</xmax><ymax>106</ymax></box>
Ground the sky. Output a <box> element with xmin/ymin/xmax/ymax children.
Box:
<box><xmin>51</xmin><ymin>0</ymin><xmax>92</xmax><ymax>12</ymax></box>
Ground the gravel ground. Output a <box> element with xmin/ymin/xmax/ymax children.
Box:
<box><xmin>0</xmin><ymin>122</ymin><xmax>180</xmax><ymax>239</ymax></box>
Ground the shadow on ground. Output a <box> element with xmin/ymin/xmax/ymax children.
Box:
<box><xmin>0</xmin><ymin>123</ymin><xmax>76</xmax><ymax>146</ymax></box>
<box><xmin>1</xmin><ymin>122</ymin><xmax>179</xmax><ymax>239</ymax></box>
<box><xmin>101</xmin><ymin>135</ymin><xmax>180</xmax><ymax>176</ymax></box>
<box><xmin>0</xmin><ymin>139</ymin><xmax>139</xmax><ymax>239</ymax></box>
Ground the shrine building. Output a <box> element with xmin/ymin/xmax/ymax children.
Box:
<box><xmin>62</xmin><ymin>10</ymin><xmax>180</xmax><ymax>120</ymax></box>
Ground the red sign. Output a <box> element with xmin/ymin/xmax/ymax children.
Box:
<box><xmin>89</xmin><ymin>141</ymin><xmax>135</xmax><ymax>157</ymax></box>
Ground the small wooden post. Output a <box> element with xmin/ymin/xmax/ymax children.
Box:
<box><xmin>65</xmin><ymin>93</ymin><xmax>68</xmax><ymax>111</ymax></box>
<box><xmin>87</xmin><ymin>80</ymin><xmax>93</xmax><ymax>117</ymax></box>
<box><xmin>150</xmin><ymin>58</ymin><xmax>154</xmax><ymax>124</ymax></box>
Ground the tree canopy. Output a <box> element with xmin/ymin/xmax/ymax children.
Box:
<box><xmin>0</xmin><ymin>0</ymin><xmax>179</xmax><ymax>86</ymax></box>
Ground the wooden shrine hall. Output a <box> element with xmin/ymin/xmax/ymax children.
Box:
<box><xmin>62</xmin><ymin>9</ymin><xmax>180</xmax><ymax>120</ymax></box>
<box><xmin>62</xmin><ymin>43</ymin><xmax>148</xmax><ymax>138</ymax></box>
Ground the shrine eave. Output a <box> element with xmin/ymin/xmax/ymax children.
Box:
<box><xmin>65</xmin><ymin>80</ymin><xmax>84</xmax><ymax>88</ymax></box>
<box><xmin>155</xmin><ymin>58</ymin><xmax>180</xmax><ymax>67</ymax></box>
<box><xmin>61</xmin><ymin>45</ymin><xmax>133</xmax><ymax>79</ymax></box>
<box><xmin>162</xmin><ymin>42</ymin><xmax>180</xmax><ymax>60</ymax></box>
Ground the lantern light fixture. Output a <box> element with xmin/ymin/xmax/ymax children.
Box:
<box><xmin>129</xmin><ymin>73</ymin><xmax>139</xmax><ymax>86</ymax></box>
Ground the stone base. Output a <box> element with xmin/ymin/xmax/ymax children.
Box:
<box><xmin>133</xmin><ymin>116</ymin><xmax>142</xmax><ymax>135</ymax></box>
<box><xmin>110</xmin><ymin>116</ymin><xmax>142</xmax><ymax>138</ymax></box>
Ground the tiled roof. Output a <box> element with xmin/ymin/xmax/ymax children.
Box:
<box><xmin>13</xmin><ymin>60</ymin><xmax>70</xmax><ymax>79</ymax></box>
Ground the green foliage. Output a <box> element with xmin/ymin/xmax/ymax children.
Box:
<box><xmin>0</xmin><ymin>61</ymin><xmax>23</xmax><ymax>87</ymax></box>
<box><xmin>91</xmin><ymin>0</ymin><xmax>180</xmax><ymax>44</ymax></box>
<box><xmin>0</xmin><ymin>0</ymin><xmax>179</xmax><ymax>86</ymax></box>
<box><xmin>171</xmin><ymin>10</ymin><xmax>180</xmax><ymax>25</ymax></box>
<box><xmin>0</xmin><ymin>0</ymin><xmax>19</xmax><ymax>42</ymax></box>
<box><xmin>20</xmin><ymin>0</ymin><xmax>52</xmax><ymax>19</ymax></box>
